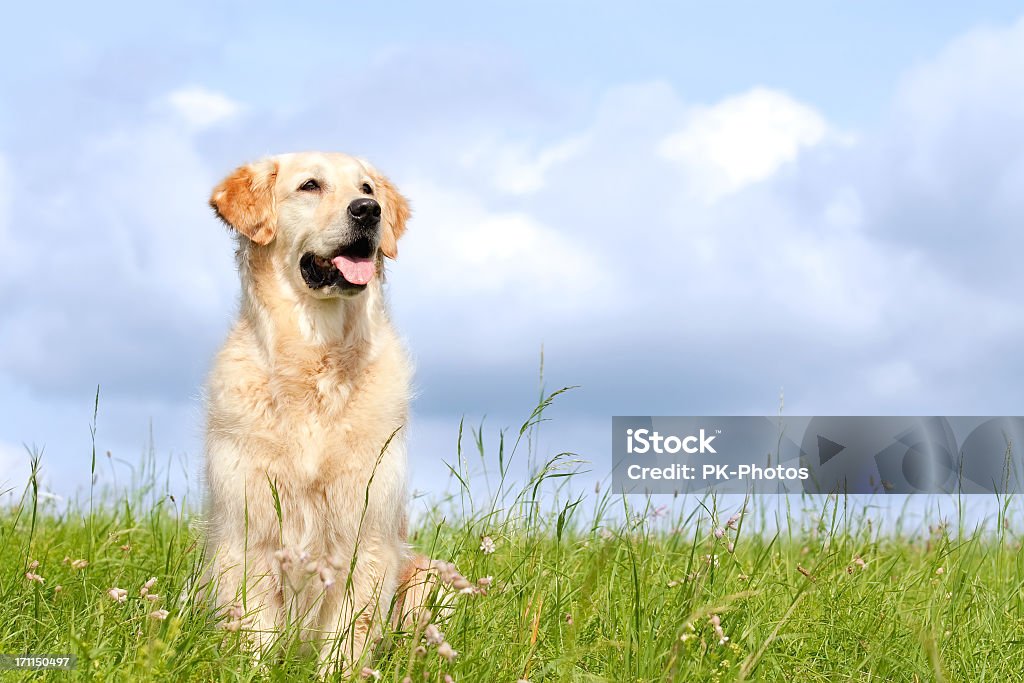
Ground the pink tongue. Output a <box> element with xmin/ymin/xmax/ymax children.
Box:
<box><xmin>332</xmin><ymin>255</ymin><xmax>375</xmax><ymax>285</ymax></box>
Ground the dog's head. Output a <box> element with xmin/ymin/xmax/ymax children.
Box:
<box><xmin>210</xmin><ymin>152</ymin><xmax>410</xmax><ymax>299</ymax></box>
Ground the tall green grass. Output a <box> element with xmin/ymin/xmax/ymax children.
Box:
<box><xmin>1</xmin><ymin>388</ymin><xmax>1023</xmax><ymax>681</ymax></box>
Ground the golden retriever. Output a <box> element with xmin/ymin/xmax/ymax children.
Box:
<box><xmin>202</xmin><ymin>152</ymin><xmax>430</xmax><ymax>674</ymax></box>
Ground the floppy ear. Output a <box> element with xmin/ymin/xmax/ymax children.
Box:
<box><xmin>371</xmin><ymin>172</ymin><xmax>411</xmax><ymax>259</ymax></box>
<box><xmin>209</xmin><ymin>159</ymin><xmax>279</xmax><ymax>245</ymax></box>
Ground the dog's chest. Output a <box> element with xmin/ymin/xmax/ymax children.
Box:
<box><xmin>232</xmin><ymin>341</ymin><xmax>406</xmax><ymax>476</ymax></box>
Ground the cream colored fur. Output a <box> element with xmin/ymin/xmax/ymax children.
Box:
<box><xmin>201</xmin><ymin>152</ymin><xmax>426</xmax><ymax>674</ymax></box>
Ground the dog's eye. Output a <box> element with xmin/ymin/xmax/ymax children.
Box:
<box><xmin>360</xmin><ymin>183</ymin><xmax>374</xmax><ymax>195</ymax></box>
<box><xmin>298</xmin><ymin>179</ymin><xmax>321</xmax><ymax>192</ymax></box>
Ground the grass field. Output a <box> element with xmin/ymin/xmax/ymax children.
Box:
<box><xmin>2</xmin><ymin>392</ymin><xmax>1023</xmax><ymax>681</ymax></box>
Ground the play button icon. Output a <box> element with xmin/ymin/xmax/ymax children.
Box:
<box><xmin>817</xmin><ymin>435</ymin><xmax>846</xmax><ymax>464</ymax></box>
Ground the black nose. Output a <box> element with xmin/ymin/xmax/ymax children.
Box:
<box><xmin>348</xmin><ymin>198</ymin><xmax>381</xmax><ymax>226</ymax></box>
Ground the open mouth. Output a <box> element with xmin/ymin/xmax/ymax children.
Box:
<box><xmin>299</xmin><ymin>237</ymin><xmax>377</xmax><ymax>291</ymax></box>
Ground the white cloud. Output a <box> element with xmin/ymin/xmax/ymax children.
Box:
<box><xmin>0</xmin><ymin>154</ymin><xmax>10</xmax><ymax>248</ymax></box>
<box><xmin>165</xmin><ymin>86</ymin><xmax>242</xmax><ymax>129</ymax></box>
<box><xmin>392</xmin><ymin>180</ymin><xmax>607</xmax><ymax>335</ymax></box>
<box><xmin>459</xmin><ymin>135</ymin><xmax>590</xmax><ymax>194</ymax></box>
<box><xmin>0</xmin><ymin>120</ymin><xmax>236</xmax><ymax>397</ymax></box>
<box><xmin>658</xmin><ymin>88</ymin><xmax>831</xmax><ymax>201</ymax></box>
<box><xmin>0</xmin><ymin>441</ymin><xmax>30</xmax><ymax>496</ymax></box>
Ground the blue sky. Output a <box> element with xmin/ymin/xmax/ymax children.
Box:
<box><xmin>2</xmin><ymin>3</ymin><xmax>1024</xmax><ymax>505</ymax></box>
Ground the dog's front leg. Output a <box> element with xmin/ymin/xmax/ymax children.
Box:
<box><xmin>206</xmin><ymin>541</ymin><xmax>284</xmax><ymax>654</ymax></box>
<box><xmin>314</xmin><ymin>548</ymin><xmax>401</xmax><ymax>677</ymax></box>
<box><xmin>314</xmin><ymin>583</ymin><xmax>381</xmax><ymax>677</ymax></box>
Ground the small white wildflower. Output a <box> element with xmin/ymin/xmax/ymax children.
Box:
<box><xmin>70</xmin><ymin>559</ymin><xmax>89</xmax><ymax>570</ymax></box>
<box><xmin>28</xmin><ymin>559</ymin><xmax>39</xmax><ymax>569</ymax></box>
<box><xmin>710</xmin><ymin>613</ymin><xmax>728</xmax><ymax>645</ymax></box>
<box><xmin>359</xmin><ymin>667</ymin><xmax>381</xmax><ymax>680</ymax></box>
<box><xmin>432</xmin><ymin>561</ymin><xmax>461</xmax><ymax>583</ymax></box>
<box><xmin>479</xmin><ymin>536</ymin><xmax>496</xmax><ymax>555</ymax></box>
<box><xmin>477</xmin><ymin>576</ymin><xmax>493</xmax><ymax>587</ymax></box>
<box><xmin>726</xmin><ymin>513</ymin><xmax>741</xmax><ymax>529</ymax></box>
<box><xmin>25</xmin><ymin>572</ymin><xmax>45</xmax><ymax>584</ymax></box>
<box><xmin>437</xmin><ymin>641</ymin><xmax>458</xmax><ymax>662</ymax></box>
<box><xmin>53</xmin><ymin>585</ymin><xmax>62</xmax><ymax>594</ymax></box>
<box><xmin>107</xmin><ymin>588</ymin><xmax>127</xmax><ymax>603</ymax></box>
<box><xmin>149</xmin><ymin>609</ymin><xmax>169</xmax><ymax>621</ymax></box>
<box><xmin>140</xmin><ymin>576</ymin><xmax>157</xmax><ymax>597</ymax></box>
<box><xmin>320</xmin><ymin>566</ymin><xmax>335</xmax><ymax>588</ymax></box>
<box><xmin>713</xmin><ymin>528</ymin><xmax>725</xmax><ymax>539</ymax></box>
<box><xmin>424</xmin><ymin>624</ymin><xmax>444</xmax><ymax>645</ymax></box>
<box><xmin>935</xmin><ymin>567</ymin><xmax>945</xmax><ymax>576</ymax></box>
<box><xmin>145</xmin><ymin>594</ymin><xmax>161</xmax><ymax>602</ymax></box>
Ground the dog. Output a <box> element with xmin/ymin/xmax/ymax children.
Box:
<box><xmin>202</xmin><ymin>152</ymin><xmax>432</xmax><ymax>674</ymax></box>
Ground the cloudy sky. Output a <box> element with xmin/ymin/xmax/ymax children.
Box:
<box><xmin>2</xmin><ymin>2</ymin><xmax>1024</xmax><ymax>505</ymax></box>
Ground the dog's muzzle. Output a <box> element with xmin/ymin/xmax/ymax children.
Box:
<box><xmin>300</xmin><ymin>199</ymin><xmax>381</xmax><ymax>292</ymax></box>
